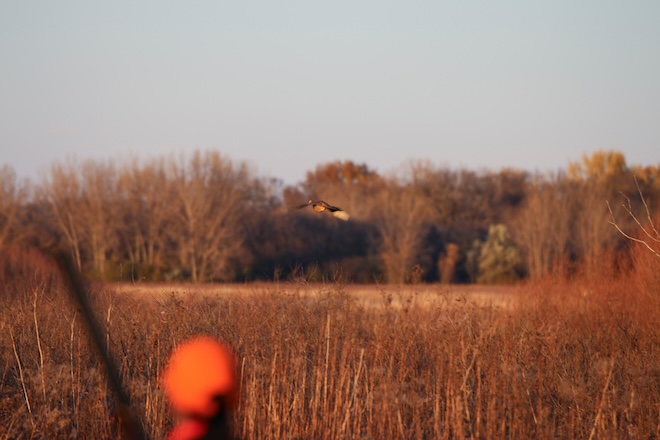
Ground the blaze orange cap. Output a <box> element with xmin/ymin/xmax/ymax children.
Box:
<box><xmin>162</xmin><ymin>336</ymin><xmax>238</xmax><ymax>417</ymax></box>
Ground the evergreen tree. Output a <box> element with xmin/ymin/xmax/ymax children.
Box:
<box><xmin>476</xmin><ymin>224</ymin><xmax>521</xmax><ymax>284</ymax></box>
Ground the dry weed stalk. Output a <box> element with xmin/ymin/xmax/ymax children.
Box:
<box><xmin>608</xmin><ymin>177</ymin><xmax>660</xmax><ymax>258</ymax></box>
<box><xmin>32</xmin><ymin>287</ymin><xmax>47</xmax><ymax>401</ymax></box>
<box><xmin>588</xmin><ymin>357</ymin><xmax>615</xmax><ymax>440</ymax></box>
<box><xmin>10</xmin><ymin>328</ymin><xmax>35</xmax><ymax>430</ymax></box>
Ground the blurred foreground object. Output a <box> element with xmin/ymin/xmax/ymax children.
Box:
<box><xmin>55</xmin><ymin>252</ymin><xmax>146</xmax><ymax>440</ymax></box>
<box><xmin>162</xmin><ymin>336</ymin><xmax>238</xmax><ymax>440</ymax></box>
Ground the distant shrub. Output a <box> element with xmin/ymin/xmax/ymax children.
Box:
<box><xmin>472</xmin><ymin>224</ymin><xmax>522</xmax><ymax>284</ymax></box>
<box><xmin>0</xmin><ymin>245</ymin><xmax>58</xmax><ymax>302</ymax></box>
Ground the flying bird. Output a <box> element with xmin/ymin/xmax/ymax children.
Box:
<box><xmin>294</xmin><ymin>199</ymin><xmax>350</xmax><ymax>221</ymax></box>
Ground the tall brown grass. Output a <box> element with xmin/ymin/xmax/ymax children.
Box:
<box><xmin>1</xmin><ymin>247</ymin><xmax>658</xmax><ymax>439</ymax></box>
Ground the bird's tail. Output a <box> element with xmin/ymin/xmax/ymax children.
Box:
<box><xmin>332</xmin><ymin>210</ymin><xmax>350</xmax><ymax>221</ymax></box>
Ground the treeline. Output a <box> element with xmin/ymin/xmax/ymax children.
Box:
<box><xmin>1</xmin><ymin>150</ymin><xmax>658</xmax><ymax>283</ymax></box>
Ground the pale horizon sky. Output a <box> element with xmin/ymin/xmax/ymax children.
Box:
<box><xmin>1</xmin><ymin>1</ymin><xmax>659</xmax><ymax>185</ymax></box>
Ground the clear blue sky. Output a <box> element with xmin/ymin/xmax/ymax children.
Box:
<box><xmin>1</xmin><ymin>1</ymin><xmax>659</xmax><ymax>184</ymax></box>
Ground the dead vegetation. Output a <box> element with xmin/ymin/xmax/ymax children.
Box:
<box><xmin>0</xmin><ymin>248</ymin><xmax>659</xmax><ymax>439</ymax></box>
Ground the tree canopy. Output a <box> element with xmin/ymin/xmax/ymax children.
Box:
<box><xmin>2</xmin><ymin>150</ymin><xmax>657</xmax><ymax>283</ymax></box>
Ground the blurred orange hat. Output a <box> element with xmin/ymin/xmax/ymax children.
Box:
<box><xmin>162</xmin><ymin>336</ymin><xmax>238</xmax><ymax>418</ymax></box>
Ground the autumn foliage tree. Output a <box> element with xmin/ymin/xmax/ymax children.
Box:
<box><xmin>297</xmin><ymin>160</ymin><xmax>383</xmax><ymax>219</ymax></box>
<box><xmin>568</xmin><ymin>151</ymin><xmax>629</xmax><ymax>276</ymax></box>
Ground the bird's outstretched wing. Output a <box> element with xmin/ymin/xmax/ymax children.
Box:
<box><xmin>320</xmin><ymin>202</ymin><xmax>342</xmax><ymax>212</ymax></box>
<box><xmin>288</xmin><ymin>200</ymin><xmax>311</xmax><ymax>211</ymax></box>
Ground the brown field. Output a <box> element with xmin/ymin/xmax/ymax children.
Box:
<box><xmin>1</xmin><ymin>272</ymin><xmax>659</xmax><ymax>439</ymax></box>
<box><xmin>110</xmin><ymin>282</ymin><xmax>519</xmax><ymax>310</ymax></box>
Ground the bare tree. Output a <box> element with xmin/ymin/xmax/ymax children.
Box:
<box><xmin>116</xmin><ymin>159</ymin><xmax>175</xmax><ymax>277</ymax></box>
<box><xmin>40</xmin><ymin>160</ymin><xmax>118</xmax><ymax>275</ymax></box>
<box><xmin>608</xmin><ymin>178</ymin><xmax>660</xmax><ymax>259</ymax></box>
<box><xmin>573</xmin><ymin>182</ymin><xmax>620</xmax><ymax>275</ymax></box>
<box><xmin>513</xmin><ymin>176</ymin><xmax>572</xmax><ymax>279</ymax></box>
<box><xmin>0</xmin><ymin>165</ymin><xmax>27</xmax><ymax>246</ymax></box>
<box><xmin>40</xmin><ymin>161</ymin><xmax>85</xmax><ymax>269</ymax></box>
<box><xmin>170</xmin><ymin>151</ymin><xmax>252</xmax><ymax>282</ymax></box>
<box><xmin>406</xmin><ymin>164</ymin><xmax>515</xmax><ymax>232</ymax></box>
<box><xmin>78</xmin><ymin>161</ymin><xmax>118</xmax><ymax>277</ymax></box>
<box><xmin>370</xmin><ymin>180</ymin><xmax>432</xmax><ymax>284</ymax></box>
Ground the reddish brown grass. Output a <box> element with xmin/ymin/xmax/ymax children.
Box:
<box><xmin>1</xmin><ymin>251</ymin><xmax>658</xmax><ymax>439</ymax></box>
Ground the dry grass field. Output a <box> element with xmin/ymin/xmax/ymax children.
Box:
<box><xmin>111</xmin><ymin>282</ymin><xmax>519</xmax><ymax>310</ymax></box>
<box><xmin>1</xmin><ymin>254</ymin><xmax>659</xmax><ymax>439</ymax></box>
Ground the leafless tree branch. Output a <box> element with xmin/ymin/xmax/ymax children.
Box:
<box><xmin>607</xmin><ymin>177</ymin><xmax>660</xmax><ymax>258</ymax></box>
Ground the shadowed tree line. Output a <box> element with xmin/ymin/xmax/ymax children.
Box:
<box><xmin>1</xmin><ymin>150</ymin><xmax>658</xmax><ymax>283</ymax></box>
